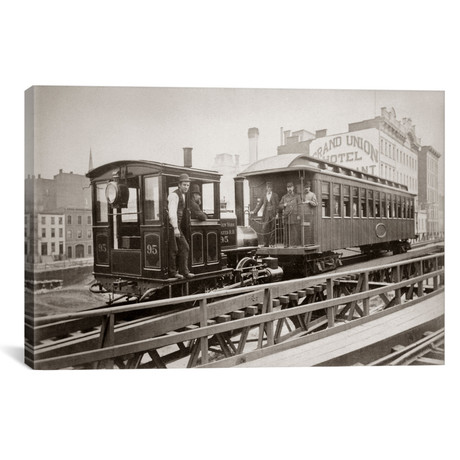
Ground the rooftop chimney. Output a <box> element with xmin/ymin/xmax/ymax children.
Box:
<box><xmin>183</xmin><ymin>147</ymin><xmax>193</xmax><ymax>168</ymax></box>
<box><xmin>248</xmin><ymin>127</ymin><xmax>259</xmax><ymax>165</ymax></box>
<box><xmin>315</xmin><ymin>129</ymin><xmax>327</xmax><ymax>138</ymax></box>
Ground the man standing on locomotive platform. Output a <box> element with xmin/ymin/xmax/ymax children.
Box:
<box><xmin>250</xmin><ymin>181</ymin><xmax>279</xmax><ymax>247</ymax></box>
<box><xmin>167</xmin><ymin>173</ymin><xmax>195</xmax><ymax>280</ymax></box>
<box><xmin>279</xmin><ymin>182</ymin><xmax>302</xmax><ymax>247</ymax></box>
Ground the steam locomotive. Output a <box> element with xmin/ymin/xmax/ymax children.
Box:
<box><xmin>87</xmin><ymin>148</ymin><xmax>415</xmax><ymax>303</ymax></box>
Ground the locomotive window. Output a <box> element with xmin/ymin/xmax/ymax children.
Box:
<box><xmin>375</xmin><ymin>191</ymin><xmax>380</xmax><ymax>217</ymax></box>
<box><xmin>360</xmin><ymin>189</ymin><xmax>367</xmax><ymax>217</ymax></box>
<box><xmin>96</xmin><ymin>182</ymin><xmax>108</xmax><ymax>223</ymax></box>
<box><xmin>368</xmin><ymin>190</ymin><xmax>374</xmax><ymax>217</ymax></box>
<box><xmin>321</xmin><ymin>182</ymin><xmax>330</xmax><ymax>217</ymax></box>
<box><xmin>144</xmin><ymin>176</ymin><xmax>160</xmax><ymax>222</ymax></box>
<box><xmin>121</xmin><ymin>187</ymin><xmax>139</xmax><ymax>222</ymax></box>
<box><xmin>352</xmin><ymin>187</ymin><xmax>358</xmax><ymax>217</ymax></box>
<box><xmin>333</xmin><ymin>184</ymin><xmax>341</xmax><ymax>217</ymax></box>
<box><xmin>343</xmin><ymin>185</ymin><xmax>350</xmax><ymax>217</ymax></box>
<box><xmin>202</xmin><ymin>183</ymin><xmax>215</xmax><ymax>217</ymax></box>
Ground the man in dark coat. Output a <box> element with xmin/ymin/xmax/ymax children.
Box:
<box><xmin>250</xmin><ymin>181</ymin><xmax>279</xmax><ymax>247</ymax></box>
<box><xmin>190</xmin><ymin>184</ymin><xmax>207</xmax><ymax>221</ymax></box>
<box><xmin>168</xmin><ymin>173</ymin><xmax>195</xmax><ymax>279</ymax></box>
<box><xmin>279</xmin><ymin>181</ymin><xmax>301</xmax><ymax>246</ymax></box>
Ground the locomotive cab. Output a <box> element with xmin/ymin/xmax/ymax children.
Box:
<box><xmin>87</xmin><ymin>157</ymin><xmax>229</xmax><ymax>299</ymax></box>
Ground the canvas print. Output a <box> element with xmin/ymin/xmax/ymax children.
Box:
<box><xmin>24</xmin><ymin>86</ymin><xmax>445</xmax><ymax>369</ymax></box>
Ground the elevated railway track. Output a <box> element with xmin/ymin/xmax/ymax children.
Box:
<box><xmin>25</xmin><ymin>245</ymin><xmax>445</xmax><ymax>369</ymax></box>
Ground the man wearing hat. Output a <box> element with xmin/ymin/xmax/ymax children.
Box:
<box><xmin>190</xmin><ymin>184</ymin><xmax>207</xmax><ymax>221</ymax></box>
<box><xmin>167</xmin><ymin>173</ymin><xmax>194</xmax><ymax>279</ymax></box>
<box><xmin>303</xmin><ymin>182</ymin><xmax>318</xmax><ymax>210</ymax></box>
<box><xmin>250</xmin><ymin>181</ymin><xmax>279</xmax><ymax>247</ymax></box>
<box><xmin>279</xmin><ymin>181</ymin><xmax>301</xmax><ymax>246</ymax></box>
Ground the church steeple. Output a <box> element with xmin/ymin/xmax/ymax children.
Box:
<box><xmin>88</xmin><ymin>148</ymin><xmax>94</xmax><ymax>171</ymax></box>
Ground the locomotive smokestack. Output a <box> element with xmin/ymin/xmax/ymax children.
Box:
<box><xmin>183</xmin><ymin>147</ymin><xmax>193</xmax><ymax>168</ymax></box>
<box><xmin>248</xmin><ymin>127</ymin><xmax>259</xmax><ymax>165</ymax></box>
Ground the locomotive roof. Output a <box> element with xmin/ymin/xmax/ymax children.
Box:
<box><xmin>238</xmin><ymin>153</ymin><xmax>413</xmax><ymax>194</ymax></box>
<box><xmin>86</xmin><ymin>159</ymin><xmax>221</xmax><ymax>181</ymax></box>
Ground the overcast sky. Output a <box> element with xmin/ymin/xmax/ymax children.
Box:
<box><xmin>29</xmin><ymin>86</ymin><xmax>444</xmax><ymax>181</ymax></box>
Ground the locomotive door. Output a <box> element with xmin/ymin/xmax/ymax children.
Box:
<box><xmin>109</xmin><ymin>178</ymin><xmax>142</xmax><ymax>276</ymax></box>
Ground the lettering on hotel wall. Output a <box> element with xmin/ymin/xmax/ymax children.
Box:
<box><xmin>309</xmin><ymin>132</ymin><xmax>380</xmax><ymax>175</ymax></box>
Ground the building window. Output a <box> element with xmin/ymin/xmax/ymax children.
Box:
<box><xmin>352</xmin><ymin>187</ymin><xmax>358</xmax><ymax>217</ymax></box>
<box><xmin>41</xmin><ymin>216</ymin><xmax>46</xmax><ymax>225</ymax></box>
<box><xmin>144</xmin><ymin>176</ymin><xmax>160</xmax><ymax>222</ymax></box>
<box><xmin>67</xmin><ymin>246</ymin><xmax>72</xmax><ymax>258</ymax></box>
<box><xmin>96</xmin><ymin>183</ymin><xmax>108</xmax><ymax>223</ymax></box>
<box><xmin>67</xmin><ymin>230</ymin><xmax>72</xmax><ymax>239</ymax></box>
<box><xmin>51</xmin><ymin>228</ymin><xmax>55</xmax><ymax>238</ymax></box>
<box><xmin>78</xmin><ymin>215</ymin><xmax>82</xmax><ymax>225</ymax></box>
<box><xmin>59</xmin><ymin>242</ymin><xmax>63</xmax><ymax>255</ymax></box>
<box><xmin>77</xmin><ymin>230</ymin><xmax>82</xmax><ymax>239</ymax></box>
<box><xmin>51</xmin><ymin>242</ymin><xmax>56</xmax><ymax>253</ymax></box>
<box><xmin>321</xmin><ymin>182</ymin><xmax>330</xmax><ymax>217</ymax></box>
<box><xmin>67</xmin><ymin>215</ymin><xmax>72</xmax><ymax>225</ymax></box>
<box><xmin>88</xmin><ymin>245</ymin><xmax>92</xmax><ymax>255</ymax></box>
<box><xmin>41</xmin><ymin>243</ymin><xmax>48</xmax><ymax>255</ymax></box>
<box><xmin>42</xmin><ymin>228</ymin><xmax>46</xmax><ymax>238</ymax></box>
<box><xmin>59</xmin><ymin>228</ymin><xmax>63</xmax><ymax>237</ymax></box>
<box><xmin>87</xmin><ymin>215</ymin><xmax>91</xmax><ymax>225</ymax></box>
<box><xmin>59</xmin><ymin>217</ymin><xmax>63</xmax><ymax>225</ymax></box>
<box><xmin>375</xmin><ymin>191</ymin><xmax>380</xmax><ymax>217</ymax></box>
<box><xmin>87</xmin><ymin>229</ymin><xmax>92</xmax><ymax>238</ymax></box>
<box><xmin>343</xmin><ymin>185</ymin><xmax>350</xmax><ymax>217</ymax></box>
<box><xmin>51</xmin><ymin>217</ymin><xmax>55</xmax><ymax>225</ymax></box>
<box><xmin>360</xmin><ymin>189</ymin><xmax>367</xmax><ymax>217</ymax></box>
<box><xmin>367</xmin><ymin>190</ymin><xmax>374</xmax><ymax>217</ymax></box>
<box><xmin>333</xmin><ymin>184</ymin><xmax>341</xmax><ymax>217</ymax></box>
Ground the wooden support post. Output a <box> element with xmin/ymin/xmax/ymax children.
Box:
<box><xmin>216</xmin><ymin>315</ymin><xmax>233</xmax><ymax>357</ymax></box>
<box><xmin>395</xmin><ymin>265</ymin><xmax>402</xmax><ymax>305</ymax></box>
<box><xmin>200</xmin><ymin>298</ymin><xmax>208</xmax><ymax>365</ymax></box>
<box><xmin>96</xmin><ymin>314</ymin><xmax>115</xmax><ymax>369</ymax></box>
<box><xmin>363</xmin><ymin>272</ymin><xmax>369</xmax><ymax>316</ymax></box>
<box><xmin>418</xmin><ymin>261</ymin><xmax>424</xmax><ymax>297</ymax></box>
<box><xmin>263</xmin><ymin>288</ymin><xmax>274</xmax><ymax>347</ymax></box>
<box><xmin>326</xmin><ymin>278</ymin><xmax>334</xmax><ymax>328</ymax></box>
<box><xmin>433</xmin><ymin>258</ymin><xmax>439</xmax><ymax>290</ymax></box>
<box><xmin>236</xmin><ymin>307</ymin><xmax>256</xmax><ymax>354</ymax></box>
<box><xmin>148</xmin><ymin>350</ymin><xmax>167</xmax><ymax>369</ymax></box>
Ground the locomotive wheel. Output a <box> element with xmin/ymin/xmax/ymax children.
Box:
<box><xmin>235</xmin><ymin>257</ymin><xmax>258</xmax><ymax>270</ymax></box>
<box><xmin>235</xmin><ymin>257</ymin><xmax>259</xmax><ymax>285</ymax></box>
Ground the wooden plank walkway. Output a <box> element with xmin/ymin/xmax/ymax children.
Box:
<box><xmin>235</xmin><ymin>292</ymin><xmax>444</xmax><ymax>367</ymax></box>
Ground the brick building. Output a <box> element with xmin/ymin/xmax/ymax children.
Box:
<box><xmin>25</xmin><ymin>169</ymin><xmax>93</xmax><ymax>263</ymax></box>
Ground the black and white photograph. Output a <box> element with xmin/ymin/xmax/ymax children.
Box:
<box><xmin>24</xmin><ymin>86</ymin><xmax>445</xmax><ymax>370</ymax></box>
<box><xmin>2</xmin><ymin>1</ymin><xmax>458</xmax><ymax>459</ymax></box>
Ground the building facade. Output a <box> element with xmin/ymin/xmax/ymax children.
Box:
<box><xmin>418</xmin><ymin>145</ymin><xmax>443</xmax><ymax>238</ymax></box>
<box><xmin>25</xmin><ymin>169</ymin><xmax>93</xmax><ymax>263</ymax></box>
<box><xmin>65</xmin><ymin>209</ymin><xmax>93</xmax><ymax>259</ymax></box>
